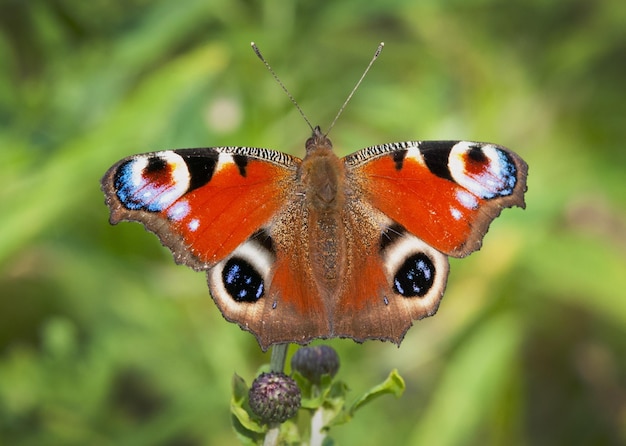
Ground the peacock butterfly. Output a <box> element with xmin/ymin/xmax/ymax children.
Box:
<box><xmin>101</xmin><ymin>44</ymin><xmax>528</xmax><ymax>351</ymax></box>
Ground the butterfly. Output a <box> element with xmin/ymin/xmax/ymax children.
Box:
<box><xmin>101</xmin><ymin>124</ymin><xmax>527</xmax><ymax>351</ymax></box>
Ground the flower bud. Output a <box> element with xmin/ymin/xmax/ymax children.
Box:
<box><xmin>248</xmin><ymin>372</ymin><xmax>301</xmax><ymax>424</ymax></box>
<box><xmin>291</xmin><ymin>345</ymin><xmax>340</xmax><ymax>384</ymax></box>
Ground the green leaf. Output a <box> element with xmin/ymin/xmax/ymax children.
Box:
<box><xmin>279</xmin><ymin>419</ymin><xmax>303</xmax><ymax>445</ymax></box>
<box><xmin>232</xmin><ymin>373</ymin><xmax>249</xmax><ymax>404</ymax></box>
<box><xmin>231</xmin><ymin>414</ymin><xmax>264</xmax><ymax>446</ymax></box>
<box><xmin>296</xmin><ymin>370</ymin><xmax>349</xmax><ymax>411</ymax></box>
<box><xmin>230</xmin><ymin>374</ymin><xmax>266</xmax><ymax>436</ymax></box>
<box><xmin>349</xmin><ymin>369</ymin><xmax>405</xmax><ymax>414</ymax></box>
<box><xmin>325</xmin><ymin>370</ymin><xmax>405</xmax><ymax>429</ymax></box>
<box><xmin>292</xmin><ymin>370</ymin><xmax>315</xmax><ymax>406</ymax></box>
<box><xmin>324</xmin><ymin>380</ymin><xmax>350</xmax><ymax>412</ymax></box>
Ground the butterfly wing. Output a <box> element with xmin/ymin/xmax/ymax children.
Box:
<box><xmin>102</xmin><ymin>147</ymin><xmax>329</xmax><ymax>348</ymax></box>
<box><xmin>329</xmin><ymin>140</ymin><xmax>527</xmax><ymax>344</ymax></box>
<box><xmin>206</xmin><ymin>197</ymin><xmax>331</xmax><ymax>350</ymax></box>
<box><xmin>345</xmin><ymin>140</ymin><xmax>528</xmax><ymax>258</ymax></box>
<box><xmin>101</xmin><ymin>147</ymin><xmax>299</xmax><ymax>267</ymax></box>
<box><xmin>331</xmin><ymin>199</ymin><xmax>450</xmax><ymax>344</ymax></box>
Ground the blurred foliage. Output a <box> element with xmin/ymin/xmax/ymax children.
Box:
<box><xmin>1</xmin><ymin>0</ymin><xmax>625</xmax><ymax>444</ymax></box>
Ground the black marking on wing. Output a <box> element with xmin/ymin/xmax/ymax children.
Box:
<box><xmin>467</xmin><ymin>145</ymin><xmax>487</xmax><ymax>163</ymax></box>
<box><xmin>251</xmin><ymin>228</ymin><xmax>276</xmax><ymax>256</ymax></box>
<box><xmin>392</xmin><ymin>150</ymin><xmax>408</xmax><ymax>170</ymax></box>
<box><xmin>380</xmin><ymin>223</ymin><xmax>406</xmax><ymax>252</ymax></box>
<box><xmin>146</xmin><ymin>156</ymin><xmax>167</xmax><ymax>173</ymax></box>
<box><xmin>233</xmin><ymin>154</ymin><xmax>249</xmax><ymax>177</ymax></box>
<box><xmin>419</xmin><ymin>141</ymin><xmax>454</xmax><ymax>182</ymax></box>
<box><xmin>344</xmin><ymin>141</ymin><xmax>414</xmax><ymax>166</ymax></box>
<box><xmin>393</xmin><ymin>253</ymin><xmax>436</xmax><ymax>298</ymax></box>
<box><xmin>175</xmin><ymin>149</ymin><xmax>219</xmax><ymax>191</ymax></box>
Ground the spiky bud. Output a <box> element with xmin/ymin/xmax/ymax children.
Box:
<box><xmin>291</xmin><ymin>345</ymin><xmax>340</xmax><ymax>384</ymax></box>
<box><xmin>248</xmin><ymin>372</ymin><xmax>301</xmax><ymax>424</ymax></box>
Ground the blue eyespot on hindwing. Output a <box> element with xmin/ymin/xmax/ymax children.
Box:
<box><xmin>222</xmin><ymin>257</ymin><xmax>264</xmax><ymax>302</ymax></box>
<box><xmin>392</xmin><ymin>253</ymin><xmax>435</xmax><ymax>297</ymax></box>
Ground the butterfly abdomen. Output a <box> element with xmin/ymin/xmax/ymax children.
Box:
<box><xmin>300</xmin><ymin>135</ymin><xmax>348</xmax><ymax>293</ymax></box>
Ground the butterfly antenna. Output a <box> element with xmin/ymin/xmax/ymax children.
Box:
<box><xmin>326</xmin><ymin>42</ymin><xmax>384</xmax><ymax>136</ymax></box>
<box><xmin>251</xmin><ymin>42</ymin><xmax>314</xmax><ymax>132</ymax></box>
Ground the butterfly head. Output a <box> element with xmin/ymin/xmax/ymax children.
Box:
<box><xmin>305</xmin><ymin>126</ymin><xmax>333</xmax><ymax>156</ymax></box>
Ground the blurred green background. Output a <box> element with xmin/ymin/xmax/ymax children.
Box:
<box><xmin>1</xmin><ymin>0</ymin><xmax>625</xmax><ymax>444</ymax></box>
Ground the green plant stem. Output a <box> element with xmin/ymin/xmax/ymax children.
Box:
<box><xmin>269</xmin><ymin>343</ymin><xmax>289</xmax><ymax>372</ymax></box>
<box><xmin>263</xmin><ymin>344</ymin><xmax>290</xmax><ymax>446</ymax></box>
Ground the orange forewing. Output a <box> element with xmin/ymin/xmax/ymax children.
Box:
<box><xmin>165</xmin><ymin>159</ymin><xmax>295</xmax><ymax>264</ymax></box>
<box><xmin>355</xmin><ymin>154</ymin><xmax>484</xmax><ymax>256</ymax></box>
